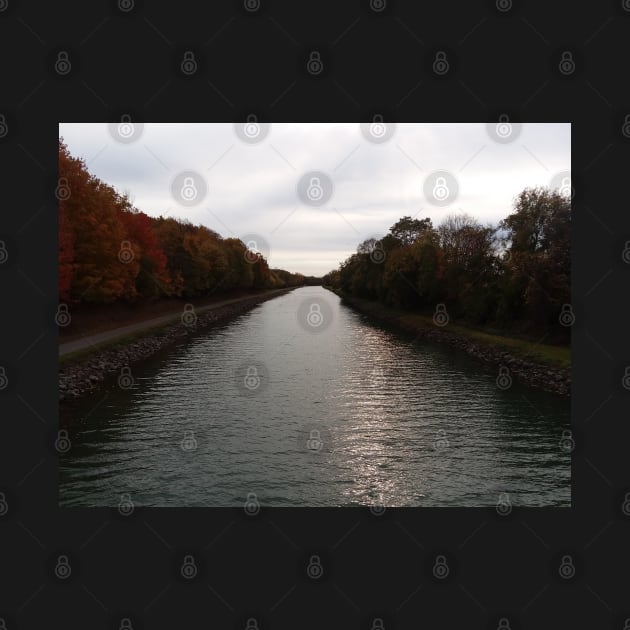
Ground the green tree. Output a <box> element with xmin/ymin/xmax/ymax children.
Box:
<box><xmin>499</xmin><ymin>187</ymin><xmax>571</xmax><ymax>331</ymax></box>
<box><xmin>389</xmin><ymin>216</ymin><xmax>433</xmax><ymax>246</ymax></box>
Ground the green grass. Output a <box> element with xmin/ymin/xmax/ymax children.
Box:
<box><xmin>59</xmin><ymin>288</ymin><xmax>296</xmax><ymax>368</ymax></box>
<box><xmin>59</xmin><ymin>324</ymin><xmax>172</xmax><ymax>368</ymax></box>
<box><xmin>325</xmin><ymin>289</ymin><xmax>571</xmax><ymax>371</ymax></box>
<box><xmin>399</xmin><ymin>313</ymin><xmax>570</xmax><ymax>369</ymax></box>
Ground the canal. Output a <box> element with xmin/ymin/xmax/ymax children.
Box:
<box><xmin>59</xmin><ymin>286</ymin><xmax>571</xmax><ymax>507</ymax></box>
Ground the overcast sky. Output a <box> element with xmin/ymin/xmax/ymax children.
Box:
<box><xmin>59</xmin><ymin>122</ymin><xmax>570</xmax><ymax>276</ymax></box>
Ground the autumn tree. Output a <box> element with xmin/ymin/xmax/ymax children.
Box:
<box><xmin>120</xmin><ymin>208</ymin><xmax>172</xmax><ymax>299</ymax></box>
<box><xmin>389</xmin><ymin>216</ymin><xmax>433</xmax><ymax>247</ymax></box>
<box><xmin>499</xmin><ymin>187</ymin><xmax>571</xmax><ymax>330</ymax></box>
<box><xmin>59</xmin><ymin>141</ymin><xmax>317</xmax><ymax>305</ymax></box>
<box><xmin>325</xmin><ymin>188</ymin><xmax>570</xmax><ymax>336</ymax></box>
<box><xmin>59</xmin><ymin>139</ymin><xmax>137</xmax><ymax>303</ymax></box>
<box><xmin>58</xmin><ymin>201</ymin><xmax>74</xmax><ymax>302</ymax></box>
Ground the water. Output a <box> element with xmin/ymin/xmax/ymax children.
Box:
<box><xmin>59</xmin><ymin>286</ymin><xmax>571</xmax><ymax>507</ymax></box>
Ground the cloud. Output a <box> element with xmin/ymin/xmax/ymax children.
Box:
<box><xmin>59</xmin><ymin>122</ymin><xmax>570</xmax><ymax>276</ymax></box>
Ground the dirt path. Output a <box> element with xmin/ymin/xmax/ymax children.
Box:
<box><xmin>59</xmin><ymin>289</ymin><xmax>289</xmax><ymax>357</ymax></box>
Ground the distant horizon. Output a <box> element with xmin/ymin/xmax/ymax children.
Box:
<box><xmin>59</xmin><ymin>122</ymin><xmax>570</xmax><ymax>276</ymax></box>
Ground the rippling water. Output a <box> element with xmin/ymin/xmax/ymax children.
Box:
<box><xmin>59</xmin><ymin>286</ymin><xmax>571</xmax><ymax>507</ymax></box>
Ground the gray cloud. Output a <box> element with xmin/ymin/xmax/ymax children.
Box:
<box><xmin>59</xmin><ymin>122</ymin><xmax>570</xmax><ymax>276</ymax></box>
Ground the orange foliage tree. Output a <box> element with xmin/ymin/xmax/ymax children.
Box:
<box><xmin>59</xmin><ymin>139</ymin><xmax>304</xmax><ymax>305</ymax></box>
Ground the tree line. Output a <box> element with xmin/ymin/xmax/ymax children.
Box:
<box><xmin>323</xmin><ymin>187</ymin><xmax>571</xmax><ymax>340</ymax></box>
<box><xmin>59</xmin><ymin>140</ymin><xmax>309</xmax><ymax>304</ymax></box>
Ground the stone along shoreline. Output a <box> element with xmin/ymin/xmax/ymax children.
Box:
<box><xmin>332</xmin><ymin>291</ymin><xmax>571</xmax><ymax>398</ymax></box>
<box><xmin>59</xmin><ymin>288</ymin><xmax>295</xmax><ymax>402</ymax></box>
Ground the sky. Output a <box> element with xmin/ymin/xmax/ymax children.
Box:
<box><xmin>59</xmin><ymin>122</ymin><xmax>571</xmax><ymax>277</ymax></box>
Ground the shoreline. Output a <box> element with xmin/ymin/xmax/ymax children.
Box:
<box><xmin>59</xmin><ymin>287</ymin><xmax>296</xmax><ymax>402</ymax></box>
<box><xmin>327</xmin><ymin>288</ymin><xmax>571</xmax><ymax>398</ymax></box>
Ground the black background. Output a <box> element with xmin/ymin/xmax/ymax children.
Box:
<box><xmin>1</xmin><ymin>0</ymin><xmax>629</xmax><ymax>628</ymax></box>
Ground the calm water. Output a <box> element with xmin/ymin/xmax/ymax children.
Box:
<box><xmin>59</xmin><ymin>286</ymin><xmax>571</xmax><ymax>507</ymax></box>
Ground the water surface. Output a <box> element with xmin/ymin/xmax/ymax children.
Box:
<box><xmin>60</xmin><ymin>286</ymin><xmax>571</xmax><ymax>507</ymax></box>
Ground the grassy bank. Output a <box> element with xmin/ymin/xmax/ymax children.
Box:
<box><xmin>59</xmin><ymin>288</ymin><xmax>296</xmax><ymax>393</ymax></box>
<box><xmin>326</xmin><ymin>287</ymin><xmax>570</xmax><ymax>378</ymax></box>
<box><xmin>59</xmin><ymin>287</ymin><xmax>293</xmax><ymax>342</ymax></box>
<box><xmin>396</xmin><ymin>308</ymin><xmax>569</xmax><ymax>370</ymax></box>
<box><xmin>59</xmin><ymin>287</ymin><xmax>295</xmax><ymax>364</ymax></box>
<box><xmin>59</xmin><ymin>322</ymin><xmax>175</xmax><ymax>368</ymax></box>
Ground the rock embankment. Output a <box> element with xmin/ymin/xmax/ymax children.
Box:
<box><xmin>59</xmin><ymin>289</ymin><xmax>293</xmax><ymax>402</ymax></box>
<box><xmin>338</xmin><ymin>294</ymin><xmax>571</xmax><ymax>397</ymax></box>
